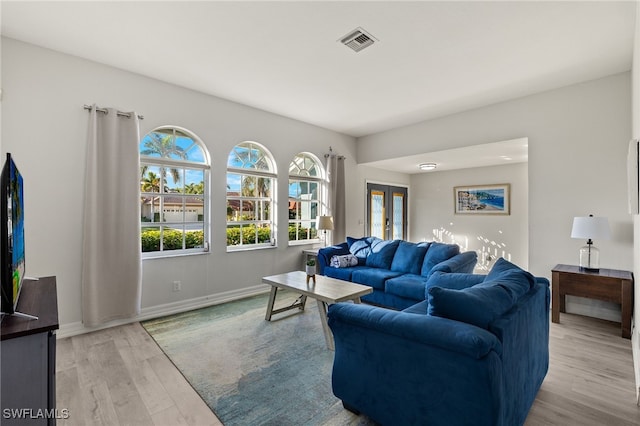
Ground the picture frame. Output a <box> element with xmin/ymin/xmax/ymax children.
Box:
<box><xmin>454</xmin><ymin>184</ymin><xmax>510</xmax><ymax>215</ymax></box>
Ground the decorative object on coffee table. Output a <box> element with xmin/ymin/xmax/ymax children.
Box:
<box><xmin>570</xmin><ymin>214</ymin><xmax>610</xmax><ymax>272</ymax></box>
<box><xmin>306</xmin><ymin>258</ymin><xmax>316</xmax><ymax>284</ymax></box>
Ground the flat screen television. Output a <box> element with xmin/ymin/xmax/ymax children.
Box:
<box><xmin>1</xmin><ymin>153</ymin><xmax>26</xmax><ymax>316</ymax></box>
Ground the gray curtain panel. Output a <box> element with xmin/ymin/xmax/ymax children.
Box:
<box><xmin>82</xmin><ymin>106</ymin><xmax>142</xmax><ymax>326</ymax></box>
<box><xmin>327</xmin><ymin>154</ymin><xmax>346</xmax><ymax>245</ymax></box>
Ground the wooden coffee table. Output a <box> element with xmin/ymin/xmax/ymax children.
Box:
<box><xmin>263</xmin><ymin>271</ymin><xmax>373</xmax><ymax>350</ymax></box>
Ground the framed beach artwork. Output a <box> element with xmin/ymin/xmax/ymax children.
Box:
<box><xmin>454</xmin><ymin>184</ymin><xmax>510</xmax><ymax>215</ymax></box>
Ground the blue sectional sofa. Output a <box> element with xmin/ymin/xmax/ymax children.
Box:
<box><xmin>318</xmin><ymin>237</ymin><xmax>478</xmax><ymax>310</ymax></box>
<box><xmin>327</xmin><ymin>258</ymin><xmax>550</xmax><ymax>426</ymax></box>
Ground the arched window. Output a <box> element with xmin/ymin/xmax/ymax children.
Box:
<box><xmin>140</xmin><ymin>126</ymin><xmax>210</xmax><ymax>256</ymax></box>
<box><xmin>226</xmin><ymin>141</ymin><xmax>276</xmax><ymax>249</ymax></box>
<box><xmin>288</xmin><ymin>152</ymin><xmax>325</xmax><ymax>244</ymax></box>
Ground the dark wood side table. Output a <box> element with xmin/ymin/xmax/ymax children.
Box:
<box><xmin>1</xmin><ymin>277</ymin><xmax>59</xmax><ymax>425</ymax></box>
<box><xmin>551</xmin><ymin>264</ymin><xmax>633</xmax><ymax>338</ymax></box>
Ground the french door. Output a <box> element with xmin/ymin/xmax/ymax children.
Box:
<box><xmin>366</xmin><ymin>183</ymin><xmax>408</xmax><ymax>240</ymax></box>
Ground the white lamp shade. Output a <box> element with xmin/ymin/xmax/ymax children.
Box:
<box><xmin>571</xmin><ymin>216</ymin><xmax>611</xmax><ymax>240</ymax></box>
<box><xmin>317</xmin><ymin>215</ymin><xmax>334</xmax><ymax>231</ymax></box>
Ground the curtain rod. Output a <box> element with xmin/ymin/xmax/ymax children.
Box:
<box><xmin>324</xmin><ymin>153</ymin><xmax>346</xmax><ymax>160</ymax></box>
<box><xmin>84</xmin><ymin>104</ymin><xmax>144</xmax><ymax>120</ymax></box>
<box><xmin>325</xmin><ymin>145</ymin><xmax>345</xmax><ymax>160</ymax></box>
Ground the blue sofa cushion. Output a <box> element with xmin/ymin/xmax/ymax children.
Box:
<box><xmin>402</xmin><ymin>299</ymin><xmax>429</xmax><ymax>314</ymax></box>
<box><xmin>325</xmin><ymin>265</ymin><xmax>371</xmax><ymax>281</ymax></box>
<box><xmin>385</xmin><ymin>274</ymin><xmax>428</xmax><ymax>301</ymax></box>
<box><xmin>421</xmin><ymin>242</ymin><xmax>460</xmax><ymax>276</ymax></box>
<box><xmin>352</xmin><ymin>268</ymin><xmax>403</xmax><ymax>290</ymax></box>
<box><xmin>390</xmin><ymin>241</ymin><xmax>429</xmax><ymax>274</ymax></box>
<box><xmin>366</xmin><ymin>239</ymin><xmax>401</xmax><ymax>269</ymax></box>
<box><xmin>485</xmin><ymin>257</ymin><xmax>535</xmax><ymax>289</ymax></box>
<box><xmin>425</xmin><ymin>271</ymin><xmax>485</xmax><ymax>293</ymax></box>
<box><xmin>427</xmin><ymin>270</ymin><xmax>532</xmax><ymax>329</ymax></box>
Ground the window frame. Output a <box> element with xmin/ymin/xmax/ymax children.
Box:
<box><xmin>288</xmin><ymin>152</ymin><xmax>325</xmax><ymax>245</ymax></box>
<box><xmin>226</xmin><ymin>141</ymin><xmax>277</xmax><ymax>251</ymax></box>
<box><xmin>140</xmin><ymin>126</ymin><xmax>211</xmax><ymax>259</ymax></box>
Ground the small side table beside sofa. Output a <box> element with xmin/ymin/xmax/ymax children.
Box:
<box><xmin>551</xmin><ymin>264</ymin><xmax>633</xmax><ymax>338</ymax></box>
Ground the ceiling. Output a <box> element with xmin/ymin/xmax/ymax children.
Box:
<box><xmin>0</xmin><ymin>1</ymin><xmax>636</xmax><ymax>170</ymax></box>
<box><xmin>365</xmin><ymin>138</ymin><xmax>529</xmax><ymax>174</ymax></box>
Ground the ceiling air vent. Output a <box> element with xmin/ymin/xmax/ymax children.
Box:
<box><xmin>339</xmin><ymin>27</ymin><xmax>377</xmax><ymax>53</ymax></box>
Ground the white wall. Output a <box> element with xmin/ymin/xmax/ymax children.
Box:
<box><xmin>0</xmin><ymin>38</ymin><xmax>358</xmax><ymax>332</ymax></box>
<box><xmin>358</xmin><ymin>73</ymin><xmax>633</xmax><ymax>281</ymax></box>
<box><xmin>631</xmin><ymin>0</ymin><xmax>640</xmax><ymax>402</ymax></box>
<box><xmin>410</xmin><ymin>162</ymin><xmax>528</xmax><ymax>272</ymax></box>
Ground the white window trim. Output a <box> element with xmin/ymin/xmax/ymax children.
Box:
<box><xmin>287</xmin><ymin>153</ymin><xmax>326</xmax><ymax>245</ymax></box>
<box><xmin>226</xmin><ymin>142</ymin><xmax>277</xmax><ymax>251</ymax></box>
<box><xmin>140</xmin><ymin>127</ymin><xmax>211</xmax><ymax>259</ymax></box>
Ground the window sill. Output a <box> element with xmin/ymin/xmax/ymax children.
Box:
<box><xmin>142</xmin><ymin>250</ymin><xmax>210</xmax><ymax>260</ymax></box>
<box><xmin>288</xmin><ymin>240</ymin><xmax>321</xmax><ymax>247</ymax></box>
<box><xmin>226</xmin><ymin>244</ymin><xmax>277</xmax><ymax>253</ymax></box>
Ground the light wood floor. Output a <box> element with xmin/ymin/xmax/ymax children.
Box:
<box><xmin>56</xmin><ymin>312</ymin><xmax>640</xmax><ymax>426</ymax></box>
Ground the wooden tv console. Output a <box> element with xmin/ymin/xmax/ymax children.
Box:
<box><xmin>1</xmin><ymin>276</ymin><xmax>59</xmax><ymax>425</ymax></box>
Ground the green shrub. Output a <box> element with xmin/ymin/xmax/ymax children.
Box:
<box><xmin>140</xmin><ymin>229</ymin><xmax>205</xmax><ymax>252</ymax></box>
<box><xmin>288</xmin><ymin>224</ymin><xmax>318</xmax><ymax>241</ymax></box>
<box><xmin>142</xmin><ymin>226</ymin><xmax>275</xmax><ymax>251</ymax></box>
<box><xmin>226</xmin><ymin>225</ymin><xmax>271</xmax><ymax>246</ymax></box>
<box><xmin>141</xmin><ymin>229</ymin><xmax>161</xmax><ymax>252</ymax></box>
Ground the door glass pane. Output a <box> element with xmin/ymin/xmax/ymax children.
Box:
<box><xmin>370</xmin><ymin>190</ymin><xmax>385</xmax><ymax>239</ymax></box>
<box><xmin>393</xmin><ymin>193</ymin><xmax>404</xmax><ymax>240</ymax></box>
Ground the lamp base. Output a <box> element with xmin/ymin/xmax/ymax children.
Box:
<box><xmin>578</xmin><ymin>243</ymin><xmax>600</xmax><ymax>273</ymax></box>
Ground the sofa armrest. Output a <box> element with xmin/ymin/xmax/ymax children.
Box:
<box><xmin>328</xmin><ymin>303</ymin><xmax>501</xmax><ymax>359</ymax></box>
<box><xmin>317</xmin><ymin>242</ymin><xmax>349</xmax><ymax>275</ymax></box>
<box><xmin>428</xmin><ymin>250</ymin><xmax>478</xmax><ymax>277</ymax></box>
<box><xmin>328</xmin><ymin>303</ymin><xmax>504</xmax><ymax>426</ymax></box>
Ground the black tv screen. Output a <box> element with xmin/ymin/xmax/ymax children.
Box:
<box><xmin>1</xmin><ymin>153</ymin><xmax>26</xmax><ymax>315</ymax></box>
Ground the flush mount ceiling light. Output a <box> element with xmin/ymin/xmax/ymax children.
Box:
<box><xmin>419</xmin><ymin>163</ymin><xmax>437</xmax><ymax>171</ymax></box>
<box><xmin>339</xmin><ymin>27</ymin><xmax>378</xmax><ymax>53</ymax></box>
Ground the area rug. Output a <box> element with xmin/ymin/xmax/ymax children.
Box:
<box><xmin>142</xmin><ymin>291</ymin><xmax>375</xmax><ymax>426</ymax></box>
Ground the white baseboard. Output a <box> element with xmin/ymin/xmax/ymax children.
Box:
<box><xmin>56</xmin><ymin>284</ymin><xmax>270</xmax><ymax>339</ymax></box>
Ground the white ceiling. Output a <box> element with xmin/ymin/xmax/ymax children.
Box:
<box><xmin>0</xmin><ymin>1</ymin><xmax>636</xmax><ymax>170</ymax></box>
<box><xmin>366</xmin><ymin>138</ymin><xmax>529</xmax><ymax>174</ymax></box>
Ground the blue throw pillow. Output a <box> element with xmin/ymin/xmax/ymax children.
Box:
<box><xmin>421</xmin><ymin>242</ymin><xmax>460</xmax><ymax>276</ymax></box>
<box><xmin>485</xmin><ymin>258</ymin><xmax>535</xmax><ymax>289</ymax></box>
<box><xmin>390</xmin><ymin>241</ymin><xmax>429</xmax><ymax>274</ymax></box>
<box><xmin>366</xmin><ymin>239</ymin><xmax>401</xmax><ymax>269</ymax></box>
<box><xmin>428</xmin><ymin>270</ymin><xmax>532</xmax><ymax>329</ymax></box>
<box><xmin>428</xmin><ymin>285</ymin><xmax>513</xmax><ymax>329</ymax></box>
<box><xmin>425</xmin><ymin>271</ymin><xmax>484</xmax><ymax>292</ymax></box>
<box><xmin>347</xmin><ymin>236</ymin><xmax>373</xmax><ymax>258</ymax></box>
<box><xmin>476</xmin><ymin>270</ymin><xmax>532</xmax><ymax>303</ymax></box>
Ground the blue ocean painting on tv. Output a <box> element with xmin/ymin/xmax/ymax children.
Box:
<box><xmin>10</xmin><ymin>163</ymin><xmax>25</xmax><ymax>300</ymax></box>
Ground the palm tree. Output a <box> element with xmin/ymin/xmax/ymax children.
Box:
<box><xmin>141</xmin><ymin>171</ymin><xmax>161</xmax><ymax>193</ymax></box>
<box><xmin>184</xmin><ymin>181</ymin><xmax>204</xmax><ymax>194</ymax></box>
<box><xmin>141</xmin><ymin>132</ymin><xmax>187</xmax><ymax>184</ymax></box>
<box><xmin>240</xmin><ymin>176</ymin><xmax>270</xmax><ymax>198</ymax></box>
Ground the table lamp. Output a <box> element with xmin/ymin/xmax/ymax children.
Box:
<box><xmin>317</xmin><ymin>215</ymin><xmax>334</xmax><ymax>247</ymax></box>
<box><xmin>570</xmin><ymin>214</ymin><xmax>611</xmax><ymax>272</ymax></box>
